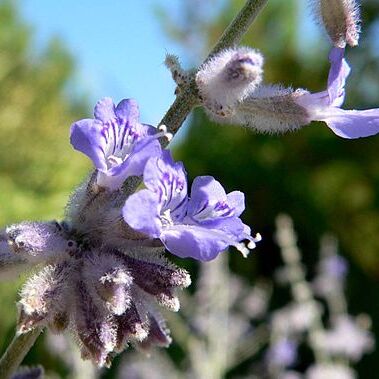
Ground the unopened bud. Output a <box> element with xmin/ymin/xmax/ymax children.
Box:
<box><xmin>196</xmin><ymin>47</ymin><xmax>264</xmax><ymax>118</ymax></box>
<box><xmin>314</xmin><ymin>0</ymin><xmax>360</xmax><ymax>47</ymax></box>
<box><xmin>6</xmin><ymin>221</ymin><xmax>76</xmax><ymax>263</ymax></box>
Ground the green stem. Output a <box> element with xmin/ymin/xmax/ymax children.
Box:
<box><xmin>0</xmin><ymin>328</ymin><xmax>42</xmax><ymax>379</ymax></box>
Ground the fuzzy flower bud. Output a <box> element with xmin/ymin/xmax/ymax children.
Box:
<box><xmin>6</xmin><ymin>221</ymin><xmax>77</xmax><ymax>263</ymax></box>
<box><xmin>139</xmin><ymin>312</ymin><xmax>172</xmax><ymax>350</ymax></box>
<box><xmin>196</xmin><ymin>47</ymin><xmax>264</xmax><ymax>119</ymax></box>
<box><xmin>18</xmin><ymin>263</ymin><xmax>71</xmax><ymax>333</ymax></box>
<box><xmin>313</xmin><ymin>0</ymin><xmax>360</xmax><ymax>47</ymax></box>
<box><xmin>0</xmin><ymin>236</ymin><xmax>29</xmax><ymax>280</ymax></box>
<box><xmin>83</xmin><ymin>250</ymin><xmax>132</xmax><ymax>315</ymax></box>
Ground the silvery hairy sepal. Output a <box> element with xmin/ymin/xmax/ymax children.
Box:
<box><xmin>196</xmin><ymin>47</ymin><xmax>264</xmax><ymax>120</ymax></box>
<box><xmin>312</xmin><ymin>0</ymin><xmax>360</xmax><ymax>48</ymax></box>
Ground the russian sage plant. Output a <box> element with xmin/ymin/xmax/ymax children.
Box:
<box><xmin>0</xmin><ymin>0</ymin><xmax>378</xmax><ymax>377</ymax></box>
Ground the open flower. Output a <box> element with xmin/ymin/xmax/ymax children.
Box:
<box><xmin>295</xmin><ymin>47</ymin><xmax>379</xmax><ymax>138</ymax></box>
<box><xmin>70</xmin><ymin>98</ymin><xmax>162</xmax><ymax>190</ymax></box>
<box><xmin>228</xmin><ymin>47</ymin><xmax>379</xmax><ymax>139</ymax></box>
<box><xmin>122</xmin><ymin>151</ymin><xmax>261</xmax><ymax>261</ymax></box>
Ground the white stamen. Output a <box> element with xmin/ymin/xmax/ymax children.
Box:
<box><xmin>161</xmin><ymin>209</ymin><xmax>174</xmax><ymax>227</ymax></box>
<box><xmin>236</xmin><ymin>242</ymin><xmax>250</xmax><ymax>258</ymax></box>
<box><xmin>255</xmin><ymin>233</ymin><xmax>262</xmax><ymax>242</ymax></box>
<box><xmin>247</xmin><ymin>241</ymin><xmax>256</xmax><ymax>250</ymax></box>
<box><xmin>107</xmin><ymin>155</ymin><xmax>123</xmax><ymax>167</ymax></box>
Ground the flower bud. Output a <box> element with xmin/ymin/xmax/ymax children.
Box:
<box><xmin>196</xmin><ymin>47</ymin><xmax>264</xmax><ymax>118</ymax></box>
<box><xmin>17</xmin><ymin>263</ymin><xmax>70</xmax><ymax>333</ymax></box>
<box><xmin>6</xmin><ymin>221</ymin><xmax>77</xmax><ymax>263</ymax></box>
<box><xmin>0</xmin><ymin>238</ymin><xmax>29</xmax><ymax>280</ymax></box>
<box><xmin>314</xmin><ymin>0</ymin><xmax>360</xmax><ymax>47</ymax></box>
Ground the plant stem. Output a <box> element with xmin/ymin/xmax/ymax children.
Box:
<box><xmin>0</xmin><ymin>328</ymin><xmax>42</xmax><ymax>379</ymax></box>
<box><xmin>159</xmin><ymin>0</ymin><xmax>269</xmax><ymax>143</ymax></box>
<box><xmin>123</xmin><ymin>0</ymin><xmax>268</xmax><ymax>196</ymax></box>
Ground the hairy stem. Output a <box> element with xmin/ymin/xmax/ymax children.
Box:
<box><xmin>159</xmin><ymin>0</ymin><xmax>269</xmax><ymax>143</ymax></box>
<box><xmin>0</xmin><ymin>328</ymin><xmax>42</xmax><ymax>379</ymax></box>
<box><xmin>122</xmin><ymin>0</ymin><xmax>268</xmax><ymax>195</ymax></box>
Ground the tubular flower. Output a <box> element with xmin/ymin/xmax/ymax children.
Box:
<box><xmin>70</xmin><ymin>97</ymin><xmax>163</xmax><ymax>190</ymax></box>
<box><xmin>234</xmin><ymin>47</ymin><xmax>379</xmax><ymax>139</ymax></box>
<box><xmin>123</xmin><ymin>151</ymin><xmax>261</xmax><ymax>261</ymax></box>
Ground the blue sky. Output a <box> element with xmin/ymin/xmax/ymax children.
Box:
<box><xmin>21</xmin><ymin>0</ymin><xmax>185</xmax><ymax>126</ymax></box>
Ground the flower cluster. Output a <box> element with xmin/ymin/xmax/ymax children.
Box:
<box><xmin>1</xmin><ymin>97</ymin><xmax>259</xmax><ymax>367</ymax></box>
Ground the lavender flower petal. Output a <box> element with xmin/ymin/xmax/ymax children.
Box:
<box><xmin>115</xmin><ymin>98</ymin><xmax>140</xmax><ymax>123</ymax></box>
<box><xmin>162</xmin><ymin>224</ymin><xmax>238</xmax><ymax>261</ymax></box>
<box><xmin>108</xmin><ymin>138</ymin><xmax>162</xmax><ymax>179</ymax></box>
<box><xmin>70</xmin><ymin>119</ymin><xmax>108</xmax><ymax>171</ymax></box>
<box><xmin>327</xmin><ymin>47</ymin><xmax>351</xmax><ymax>107</ymax></box>
<box><xmin>94</xmin><ymin>97</ymin><xmax>116</xmax><ymax>123</ymax></box>
<box><xmin>187</xmin><ymin>176</ymin><xmax>245</xmax><ymax>222</ymax></box>
<box><xmin>123</xmin><ymin>189</ymin><xmax>162</xmax><ymax>237</ymax></box>
<box><xmin>143</xmin><ymin>151</ymin><xmax>188</xmax><ymax>219</ymax></box>
<box><xmin>321</xmin><ymin>108</ymin><xmax>379</xmax><ymax>139</ymax></box>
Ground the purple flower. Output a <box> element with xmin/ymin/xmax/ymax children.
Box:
<box><xmin>70</xmin><ymin>98</ymin><xmax>163</xmax><ymax>190</ymax></box>
<box><xmin>296</xmin><ymin>47</ymin><xmax>379</xmax><ymax>138</ymax></box>
<box><xmin>266</xmin><ymin>338</ymin><xmax>298</xmax><ymax>368</ymax></box>
<box><xmin>122</xmin><ymin>151</ymin><xmax>261</xmax><ymax>261</ymax></box>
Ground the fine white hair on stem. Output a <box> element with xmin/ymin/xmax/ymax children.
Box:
<box><xmin>310</xmin><ymin>0</ymin><xmax>360</xmax><ymax>47</ymax></box>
